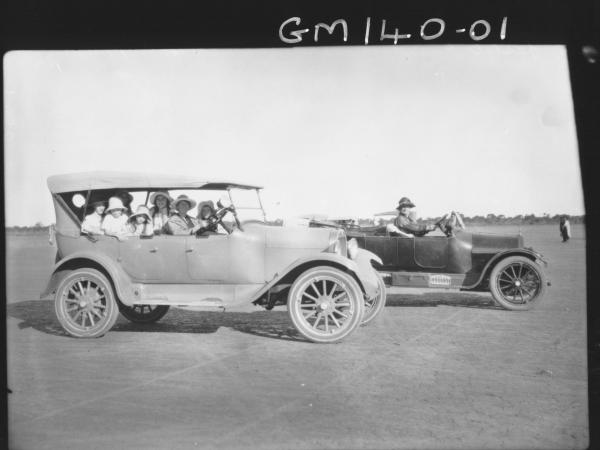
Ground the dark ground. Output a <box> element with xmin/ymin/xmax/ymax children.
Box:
<box><xmin>5</xmin><ymin>225</ymin><xmax>588</xmax><ymax>449</ymax></box>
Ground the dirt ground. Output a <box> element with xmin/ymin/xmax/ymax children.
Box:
<box><xmin>5</xmin><ymin>224</ymin><xmax>589</xmax><ymax>449</ymax></box>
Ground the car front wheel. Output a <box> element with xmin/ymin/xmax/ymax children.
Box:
<box><xmin>489</xmin><ymin>256</ymin><xmax>547</xmax><ymax>311</ymax></box>
<box><xmin>287</xmin><ymin>266</ymin><xmax>365</xmax><ymax>343</ymax></box>
<box><xmin>55</xmin><ymin>268</ymin><xmax>120</xmax><ymax>337</ymax></box>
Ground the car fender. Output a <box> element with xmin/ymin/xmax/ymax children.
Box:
<box><xmin>40</xmin><ymin>251</ymin><xmax>135</xmax><ymax>304</ymax></box>
<box><xmin>251</xmin><ymin>251</ymin><xmax>381</xmax><ymax>302</ymax></box>
<box><xmin>466</xmin><ymin>248</ymin><xmax>548</xmax><ymax>289</ymax></box>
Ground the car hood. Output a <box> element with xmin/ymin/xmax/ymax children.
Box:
<box><xmin>263</xmin><ymin>224</ymin><xmax>340</xmax><ymax>250</ymax></box>
<box><xmin>468</xmin><ymin>231</ymin><xmax>524</xmax><ymax>251</ymax></box>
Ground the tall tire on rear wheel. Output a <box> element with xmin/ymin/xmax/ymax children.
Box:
<box><xmin>361</xmin><ymin>272</ymin><xmax>387</xmax><ymax>326</ymax></box>
<box><xmin>489</xmin><ymin>256</ymin><xmax>547</xmax><ymax>311</ymax></box>
<box><xmin>287</xmin><ymin>266</ymin><xmax>365</xmax><ymax>343</ymax></box>
<box><xmin>55</xmin><ymin>268</ymin><xmax>120</xmax><ymax>338</ymax></box>
<box><xmin>118</xmin><ymin>304</ymin><xmax>170</xmax><ymax>324</ymax></box>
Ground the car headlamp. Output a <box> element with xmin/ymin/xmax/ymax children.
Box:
<box><xmin>347</xmin><ymin>238</ymin><xmax>358</xmax><ymax>260</ymax></box>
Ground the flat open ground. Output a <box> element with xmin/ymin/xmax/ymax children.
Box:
<box><xmin>5</xmin><ymin>224</ymin><xmax>588</xmax><ymax>449</ymax></box>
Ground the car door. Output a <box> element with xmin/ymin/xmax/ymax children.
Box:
<box><xmin>413</xmin><ymin>236</ymin><xmax>450</xmax><ymax>270</ymax></box>
<box><xmin>118</xmin><ymin>235</ymin><xmax>190</xmax><ymax>283</ymax></box>
<box><xmin>185</xmin><ymin>234</ymin><xmax>230</xmax><ymax>282</ymax></box>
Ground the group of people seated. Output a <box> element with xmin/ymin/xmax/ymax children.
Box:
<box><xmin>81</xmin><ymin>190</ymin><xmax>226</xmax><ymax>240</ymax></box>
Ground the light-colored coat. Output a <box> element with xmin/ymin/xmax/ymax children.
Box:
<box><xmin>166</xmin><ymin>213</ymin><xmax>199</xmax><ymax>235</ymax></box>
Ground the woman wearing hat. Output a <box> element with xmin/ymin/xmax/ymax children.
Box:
<box><xmin>81</xmin><ymin>200</ymin><xmax>106</xmax><ymax>235</ymax></box>
<box><xmin>127</xmin><ymin>205</ymin><xmax>154</xmax><ymax>237</ymax></box>
<box><xmin>196</xmin><ymin>200</ymin><xmax>232</xmax><ymax>235</ymax></box>
<box><xmin>165</xmin><ymin>194</ymin><xmax>202</xmax><ymax>235</ymax></box>
<box><xmin>101</xmin><ymin>197</ymin><xmax>130</xmax><ymax>240</ymax></box>
<box><xmin>388</xmin><ymin>197</ymin><xmax>436</xmax><ymax>237</ymax></box>
<box><xmin>149</xmin><ymin>191</ymin><xmax>173</xmax><ymax>235</ymax></box>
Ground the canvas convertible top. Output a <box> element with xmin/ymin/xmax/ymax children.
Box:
<box><xmin>47</xmin><ymin>171</ymin><xmax>263</xmax><ymax>193</ymax></box>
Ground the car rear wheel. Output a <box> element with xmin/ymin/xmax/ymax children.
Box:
<box><xmin>287</xmin><ymin>266</ymin><xmax>365</xmax><ymax>343</ymax></box>
<box><xmin>118</xmin><ymin>304</ymin><xmax>170</xmax><ymax>323</ymax></box>
<box><xmin>55</xmin><ymin>268</ymin><xmax>120</xmax><ymax>337</ymax></box>
<box><xmin>489</xmin><ymin>256</ymin><xmax>547</xmax><ymax>311</ymax></box>
<box><xmin>361</xmin><ymin>272</ymin><xmax>387</xmax><ymax>326</ymax></box>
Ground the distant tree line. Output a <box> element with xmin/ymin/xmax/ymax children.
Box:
<box><xmin>361</xmin><ymin>213</ymin><xmax>585</xmax><ymax>227</ymax></box>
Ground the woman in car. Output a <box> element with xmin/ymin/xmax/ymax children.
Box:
<box><xmin>166</xmin><ymin>194</ymin><xmax>202</xmax><ymax>235</ymax></box>
<box><xmin>101</xmin><ymin>197</ymin><xmax>130</xmax><ymax>240</ymax></box>
<box><xmin>197</xmin><ymin>200</ymin><xmax>232</xmax><ymax>234</ymax></box>
<box><xmin>127</xmin><ymin>205</ymin><xmax>154</xmax><ymax>237</ymax></box>
<box><xmin>149</xmin><ymin>191</ymin><xmax>173</xmax><ymax>234</ymax></box>
<box><xmin>81</xmin><ymin>200</ymin><xmax>106</xmax><ymax>235</ymax></box>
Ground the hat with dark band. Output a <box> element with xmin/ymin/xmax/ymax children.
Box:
<box><xmin>396</xmin><ymin>197</ymin><xmax>416</xmax><ymax>210</ymax></box>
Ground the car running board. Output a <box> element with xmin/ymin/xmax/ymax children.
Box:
<box><xmin>381</xmin><ymin>272</ymin><xmax>467</xmax><ymax>289</ymax></box>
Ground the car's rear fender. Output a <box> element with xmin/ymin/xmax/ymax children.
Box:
<box><xmin>40</xmin><ymin>251</ymin><xmax>135</xmax><ymax>304</ymax></box>
<box><xmin>466</xmin><ymin>248</ymin><xmax>547</xmax><ymax>290</ymax></box>
<box><xmin>251</xmin><ymin>250</ymin><xmax>382</xmax><ymax>303</ymax></box>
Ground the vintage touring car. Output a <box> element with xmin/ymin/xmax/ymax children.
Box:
<box><xmin>41</xmin><ymin>172</ymin><xmax>386</xmax><ymax>343</ymax></box>
<box><xmin>311</xmin><ymin>212</ymin><xmax>549</xmax><ymax>310</ymax></box>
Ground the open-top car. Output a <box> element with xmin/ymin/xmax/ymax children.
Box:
<box><xmin>311</xmin><ymin>211</ymin><xmax>549</xmax><ymax>310</ymax></box>
<box><xmin>41</xmin><ymin>172</ymin><xmax>386</xmax><ymax>343</ymax></box>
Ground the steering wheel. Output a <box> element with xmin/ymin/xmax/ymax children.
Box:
<box><xmin>435</xmin><ymin>211</ymin><xmax>465</xmax><ymax>237</ymax></box>
<box><xmin>196</xmin><ymin>205</ymin><xmax>244</xmax><ymax>236</ymax></box>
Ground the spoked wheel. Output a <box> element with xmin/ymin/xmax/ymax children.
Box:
<box><xmin>118</xmin><ymin>304</ymin><xmax>170</xmax><ymax>324</ymax></box>
<box><xmin>55</xmin><ymin>269</ymin><xmax>120</xmax><ymax>337</ymax></box>
<box><xmin>361</xmin><ymin>272</ymin><xmax>387</xmax><ymax>326</ymax></box>
<box><xmin>288</xmin><ymin>266</ymin><xmax>365</xmax><ymax>343</ymax></box>
<box><xmin>489</xmin><ymin>256</ymin><xmax>547</xmax><ymax>311</ymax></box>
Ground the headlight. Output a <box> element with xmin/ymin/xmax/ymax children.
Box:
<box><xmin>347</xmin><ymin>238</ymin><xmax>358</xmax><ymax>260</ymax></box>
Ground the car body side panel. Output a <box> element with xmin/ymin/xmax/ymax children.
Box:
<box><xmin>41</xmin><ymin>250</ymin><xmax>137</xmax><ymax>305</ymax></box>
<box><xmin>120</xmin><ymin>235</ymin><xmax>188</xmax><ymax>283</ymax></box>
<box><xmin>56</xmin><ymin>233</ymin><xmax>120</xmax><ymax>261</ymax></box>
<box><xmin>186</xmin><ymin>234</ymin><xmax>232</xmax><ymax>283</ymax></box>
<box><xmin>413</xmin><ymin>237</ymin><xmax>448</xmax><ymax>269</ymax></box>
<box><xmin>223</xmin><ymin>228</ymin><xmax>266</xmax><ymax>284</ymax></box>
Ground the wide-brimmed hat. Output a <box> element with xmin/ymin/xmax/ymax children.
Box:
<box><xmin>197</xmin><ymin>200</ymin><xmax>216</xmax><ymax>218</ymax></box>
<box><xmin>396</xmin><ymin>197</ymin><xmax>416</xmax><ymax>209</ymax></box>
<box><xmin>149</xmin><ymin>191</ymin><xmax>173</xmax><ymax>205</ymax></box>
<box><xmin>115</xmin><ymin>190</ymin><xmax>134</xmax><ymax>205</ymax></box>
<box><xmin>106</xmin><ymin>197</ymin><xmax>127</xmax><ymax>213</ymax></box>
<box><xmin>128</xmin><ymin>205</ymin><xmax>152</xmax><ymax>223</ymax></box>
<box><xmin>173</xmin><ymin>194</ymin><xmax>197</xmax><ymax>210</ymax></box>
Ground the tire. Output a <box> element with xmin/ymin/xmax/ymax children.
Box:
<box><xmin>287</xmin><ymin>266</ymin><xmax>365</xmax><ymax>343</ymax></box>
<box><xmin>118</xmin><ymin>304</ymin><xmax>170</xmax><ymax>324</ymax></box>
<box><xmin>55</xmin><ymin>268</ymin><xmax>120</xmax><ymax>338</ymax></box>
<box><xmin>489</xmin><ymin>256</ymin><xmax>547</xmax><ymax>311</ymax></box>
<box><xmin>361</xmin><ymin>272</ymin><xmax>387</xmax><ymax>326</ymax></box>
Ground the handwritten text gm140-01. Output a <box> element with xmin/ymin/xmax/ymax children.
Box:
<box><xmin>279</xmin><ymin>17</ymin><xmax>509</xmax><ymax>45</ymax></box>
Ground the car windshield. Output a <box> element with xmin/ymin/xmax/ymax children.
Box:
<box><xmin>156</xmin><ymin>188</ymin><xmax>266</xmax><ymax>223</ymax></box>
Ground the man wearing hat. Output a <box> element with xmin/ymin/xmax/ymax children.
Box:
<box><xmin>388</xmin><ymin>197</ymin><xmax>437</xmax><ymax>237</ymax></box>
<box><xmin>166</xmin><ymin>194</ymin><xmax>202</xmax><ymax>235</ymax></box>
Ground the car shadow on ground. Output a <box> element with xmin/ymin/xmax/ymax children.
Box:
<box><xmin>8</xmin><ymin>294</ymin><xmax>501</xmax><ymax>341</ymax></box>
<box><xmin>6</xmin><ymin>300</ymin><xmax>305</xmax><ymax>342</ymax></box>
<box><xmin>384</xmin><ymin>292</ymin><xmax>501</xmax><ymax>309</ymax></box>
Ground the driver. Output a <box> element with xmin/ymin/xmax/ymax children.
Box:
<box><xmin>196</xmin><ymin>200</ymin><xmax>232</xmax><ymax>234</ymax></box>
<box><xmin>165</xmin><ymin>194</ymin><xmax>202</xmax><ymax>235</ymax></box>
<box><xmin>387</xmin><ymin>197</ymin><xmax>436</xmax><ymax>237</ymax></box>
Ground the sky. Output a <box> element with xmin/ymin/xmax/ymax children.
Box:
<box><xmin>3</xmin><ymin>46</ymin><xmax>584</xmax><ymax>226</ymax></box>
